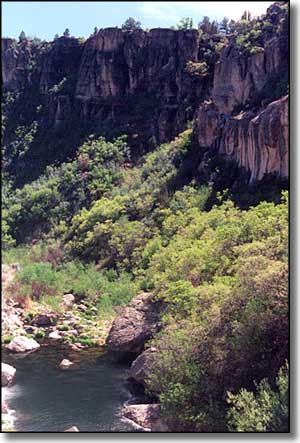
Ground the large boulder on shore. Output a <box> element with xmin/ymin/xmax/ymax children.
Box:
<box><xmin>106</xmin><ymin>292</ymin><xmax>163</xmax><ymax>353</ymax></box>
<box><xmin>129</xmin><ymin>347</ymin><xmax>157</xmax><ymax>391</ymax></box>
<box><xmin>2</xmin><ymin>363</ymin><xmax>16</xmax><ymax>387</ymax></box>
<box><xmin>122</xmin><ymin>404</ymin><xmax>168</xmax><ymax>432</ymax></box>
<box><xmin>5</xmin><ymin>336</ymin><xmax>40</xmax><ymax>353</ymax></box>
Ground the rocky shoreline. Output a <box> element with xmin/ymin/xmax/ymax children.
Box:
<box><xmin>2</xmin><ymin>264</ymin><xmax>166</xmax><ymax>432</ymax></box>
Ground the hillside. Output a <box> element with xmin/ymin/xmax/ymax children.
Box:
<box><xmin>2</xmin><ymin>1</ymin><xmax>289</xmax><ymax>433</ymax></box>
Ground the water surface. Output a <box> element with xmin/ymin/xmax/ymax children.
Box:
<box><xmin>3</xmin><ymin>344</ymin><xmax>136</xmax><ymax>432</ymax></box>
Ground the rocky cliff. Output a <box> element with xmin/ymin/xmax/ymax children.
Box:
<box><xmin>193</xmin><ymin>1</ymin><xmax>288</xmax><ymax>182</ymax></box>
<box><xmin>2</xmin><ymin>28</ymin><xmax>208</xmax><ymax>154</ymax></box>
<box><xmin>2</xmin><ymin>1</ymin><xmax>289</xmax><ymax>184</ymax></box>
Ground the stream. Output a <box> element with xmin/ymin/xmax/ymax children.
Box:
<box><xmin>2</xmin><ymin>344</ymin><xmax>140</xmax><ymax>432</ymax></box>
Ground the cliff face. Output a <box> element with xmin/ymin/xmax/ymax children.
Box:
<box><xmin>194</xmin><ymin>2</ymin><xmax>289</xmax><ymax>182</ymax></box>
<box><xmin>2</xmin><ymin>2</ymin><xmax>289</xmax><ymax>184</ymax></box>
<box><xmin>220</xmin><ymin>95</ymin><xmax>288</xmax><ymax>182</ymax></box>
<box><xmin>1</xmin><ymin>38</ymin><xmax>33</xmax><ymax>89</ymax></box>
<box><xmin>2</xmin><ymin>29</ymin><xmax>208</xmax><ymax>150</ymax></box>
<box><xmin>76</xmin><ymin>28</ymin><xmax>201</xmax><ymax>100</ymax></box>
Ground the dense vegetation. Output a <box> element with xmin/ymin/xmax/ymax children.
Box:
<box><xmin>2</xmin><ymin>2</ymin><xmax>289</xmax><ymax>433</ymax></box>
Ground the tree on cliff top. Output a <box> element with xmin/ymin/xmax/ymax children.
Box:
<box><xmin>176</xmin><ymin>17</ymin><xmax>194</xmax><ymax>29</ymax></box>
<box><xmin>19</xmin><ymin>30</ymin><xmax>27</xmax><ymax>42</ymax></box>
<box><xmin>63</xmin><ymin>28</ymin><xmax>70</xmax><ymax>37</ymax></box>
<box><xmin>121</xmin><ymin>17</ymin><xmax>142</xmax><ymax>30</ymax></box>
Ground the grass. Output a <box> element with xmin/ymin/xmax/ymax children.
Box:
<box><xmin>57</xmin><ymin>324</ymin><xmax>70</xmax><ymax>331</ymax></box>
<box><xmin>2</xmin><ymin>335</ymin><xmax>14</xmax><ymax>344</ymax></box>
<box><xmin>40</xmin><ymin>295</ymin><xmax>63</xmax><ymax>313</ymax></box>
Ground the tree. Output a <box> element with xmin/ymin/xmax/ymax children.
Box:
<box><xmin>94</xmin><ymin>27</ymin><xmax>98</xmax><ymax>35</ymax></box>
<box><xmin>121</xmin><ymin>17</ymin><xmax>142</xmax><ymax>30</ymax></box>
<box><xmin>176</xmin><ymin>17</ymin><xmax>193</xmax><ymax>30</ymax></box>
<box><xmin>210</xmin><ymin>20</ymin><xmax>219</xmax><ymax>34</ymax></box>
<box><xmin>241</xmin><ymin>10</ymin><xmax>252</xmax><ymax>21</ymax></box>
<box><xmin>54</xmin><ymin>34</ymin><xmax>59</xmax><ymax>40</ymax></box>
<box><xmin>219</xmin><ymin>17</ymin><xmax>229</xmax><ymax>34</ymax></box>
<box><xmin>198</xmin><ymin>16</ymin><xmax>211</xmax><ymax>34</ymax></box>
<box><xmin>228</xmin><ymin>19</ymin><xmax>237</xmax><ymax>33</ymax></box>
<box><xmin>19</xmin><ymin>30</ymin><xmax>26</xmax><ymax>42</ymax></box>
<box><xmin>63</xmin><ymin>28</ymin><xmax>70</xmax><ymax>37</ymax></box>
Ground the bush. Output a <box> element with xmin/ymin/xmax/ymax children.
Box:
<box><xmin>145</xmin><ymin>193</ymin><xmax>288</xmax><ymax>431</ymax></box>
<box><xmin>35</xmin><ymin>330</ymin><xmax>46</xmax><ymax>339</ymax></box>
<box><xmin>227</xmin><ymin>362</ymin><xmax>289</xmax><ymax>432</ymax></box>
<box><xmin>185</xmin><ymin>61</ymin><xmax>209</xmax><ymax>77</ymax></box>
<box><xmin>16</xmin><ymin>262</ymin><xmax>58</xmax><ymax>300</ymax></box>
<box><xmin>2</xmin><ymin>335</ymin><xmax>14</xmax><ymax>344</ymax></box>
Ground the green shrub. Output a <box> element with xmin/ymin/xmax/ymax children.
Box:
<box><xmin>2</xmin><ymin>335</ymin><xmax>14</xmax><ymax>344</ymax></box>
<box><xmin>227</xmin><ymin>362</ymin><xmax>289</xmax><ymax>432</ymax></box>
<box><xmin>16</xmin><ymin>262</ymin><xmax>58</xmax><ymax>300</ymax></box>
<box><xmin>57</xmin><ymin>324</ymin><xmax>70</xmax><ymax>332</ymax></box>
<box><xmin>40</xmin><ymin>295</ymin><xmax>62</xmax><ymax>313</ymax></box>
<box><xmin>35</xmin><ymin>330</ymin><xmax>46</xmax><ymax>339</ymax></box>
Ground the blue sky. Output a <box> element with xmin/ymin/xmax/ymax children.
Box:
<box><xmin>2</xmin><ymin>1</ymin><xmax>273</xmax><ymax>41</ymax></box>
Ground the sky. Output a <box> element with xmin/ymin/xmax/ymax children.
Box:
<box><xmin>2</xmin><ymin>1</ymin><xmax>274</xmax><ymax>41</ymax></box>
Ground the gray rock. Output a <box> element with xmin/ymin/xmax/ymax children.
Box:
<box><xmin>32</xmin><ymin>313</ymin><xmax>57</xmax><ymax>327</ymax></box>
<box><xmin>2</xmin><ymin>363</ymin><xmax>16</xmax><ymax>387</ymax></box>
<box><xmin>5</xmin><ymin>336</ymin><xmax>40</xmax><ymax>353</ymax></box>
<box><xmin>106</xmin><ymin>292</ymin><xmax>163</xmax><ymax>353</ymax></box>
<box><xmin>62</xmin><ymin>293</ymin><xmax>75</xmax><ymax>306</ymax></box>
<box><xmin>64</xmin><ymin>426</ymin><xmax>79</xmax><ymax>432</ymax></box>
<box><xmin>130</xmin><ymin>347</ymin><xmax>157</xmax><ymax>391</ymax></box>
<box><xmin>122</xmin><ymin>404</ymin><xmax>168</xmax><ymax>432</ymax></box>
<box><xmin>49</xmin><ymin>331</ymin><xmax>62</xmax><ymax>340</ymax></box>
<box><xmin>59</xmin><ymin>359</ymin><xmax>73</xmax><ymax>369</ymax></box>
<box><xmin>2</xmin><ymin>403</ymin><xmax>9</xmax><ymax>414</ymax></box>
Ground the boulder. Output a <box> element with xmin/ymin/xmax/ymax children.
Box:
<box><xmin>122</xmin><ymin>404</ymin><xmax>168</xmax><ymax>432</ymax></box>
<box><xmin>5</xmin><ymin>336</ymin><xmax>40</xmax><ymax>353</ymax></box>
<box><xmin>2</xmin><ymin>363</ymin><xmax>16</xmax><ymax>387</ymax></box>
<box><xmin>64</xmin><ymin>426</ymin><xmax>79</xmax><ymax>432</ymax></box>
<box><xmin>49</xmin><ymin>331</ymin><xmax>62</xmax><ymax>340</ymax></box>
<box><xmin>106</xmin><ymin>293</ymin><xmax>163</xmax><ymax>353</ymax></box>
<box><xmin>62</xmin><ymin>293</ymin><xmax>75</xmax><ymax>307</ymax></box>
<box><xmin>32</xmin><ymin>313</ymin><xmax>57</xmax><ymax>327</ymax></box>
<box><xmin>59</xmin><ymin>359</ymin><xmax>73</xmax><ymax>369</ymax></box>
<box><xmin>129</xmin><ymin>347</ymin><xmax>157</xmax><ymax>391</ymax></box>
<box><xmin>2</xmin><ymin>403</ymin><xmax>9</xmax><ymax>414</ymax></box>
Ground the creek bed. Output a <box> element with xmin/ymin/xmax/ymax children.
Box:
<box><xmin>2</xmin><ymin>343</ymin><xmax>137</xmax><ymax>432</ymax></box>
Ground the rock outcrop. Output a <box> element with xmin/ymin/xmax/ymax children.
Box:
<box><xmin>219</xmin><ymin>95</ymin><xmax>289</xmax><ymax>181</ymax></box>
<box><xmin>193</xmin><ymin>2</ymin><xmax>289</xmax><ymax>183</ymax></box>
<box><xmin>2</xmin><ymin>363</ymin><xmax>16</xmax><ymax>387</ymax></box>
<box><xmin>106</xmin><ymin>293</ymin><xmax>162</xmax><ymax>354</ymax></box>
<box><xmin>2</xmin><ymin>28</ymin><xmax>209</xmax><ymax>160</ymax></box>
<box><xmin>194</xmin><ymin>94</ymin><xmax>288</xmax><ymax>182</ymax></box>
<box><xmin>122</xmin><ymin>404</ymin><xmax>168</xmax><ymax>432</ymax></box>
<box><xmin>1</xmin><ymin>39</ymin><xmax>32</xmax><ymax>89</ymax></box>
<box><xmin>213</xmin><ymin>3</ymin><xmax>288</xmax><ymax>113</ymax></box>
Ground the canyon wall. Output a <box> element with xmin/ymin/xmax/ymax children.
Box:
<box><xmin>2</xmin><ymin>1</ymin><xmax>289</xmax><ymax>183</ymax></box>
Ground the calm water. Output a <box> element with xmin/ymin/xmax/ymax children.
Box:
<box><xmin>2</xmin><ymin>344</ymin><xmax>137</xmax><ymax>432</ymax></box>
